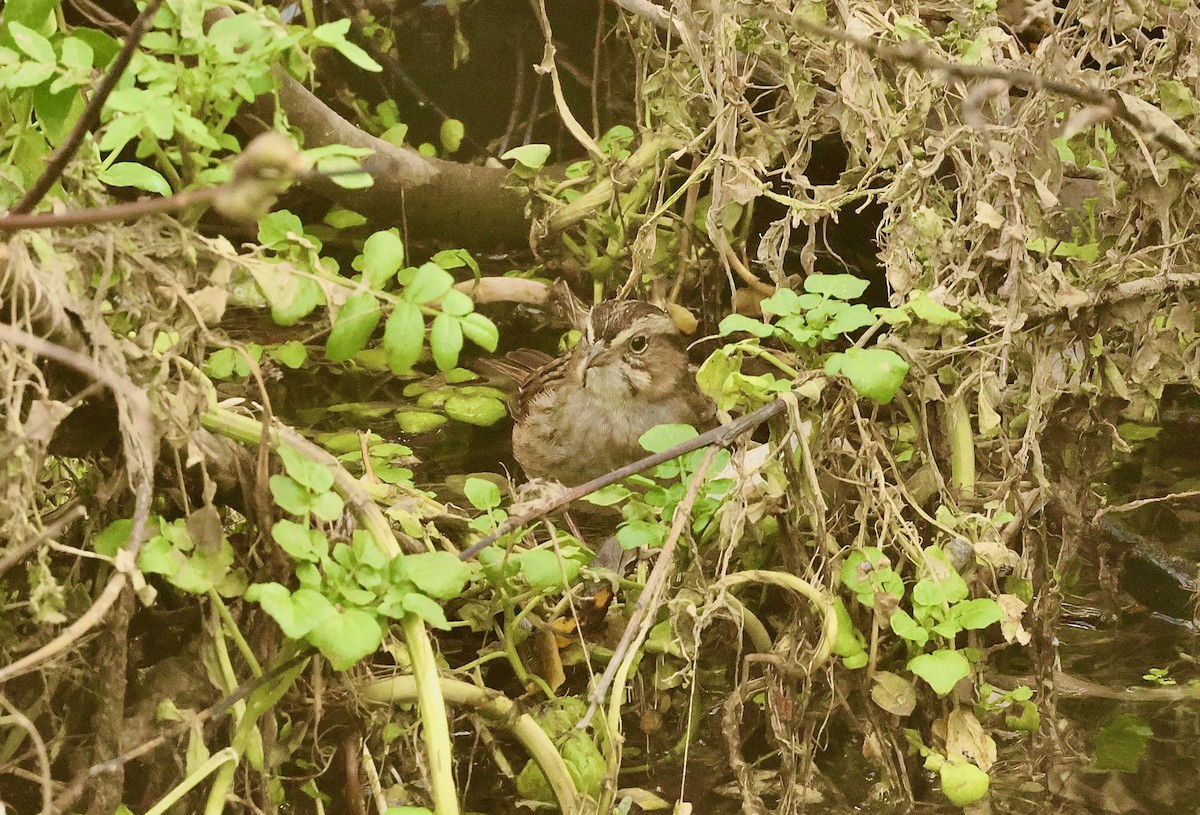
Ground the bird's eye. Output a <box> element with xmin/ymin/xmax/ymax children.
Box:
<box><xmin>629</xmin><ymin>335</ymin><xmax>649</xmax><ymax>354</ymax></box>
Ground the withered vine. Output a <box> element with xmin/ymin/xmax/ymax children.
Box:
<box><xmin>2</xmin><ymin>1</ymin><xmax>1200</xmax><ymax>814</ymax></box>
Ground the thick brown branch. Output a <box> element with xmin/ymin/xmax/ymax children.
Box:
<box><xmin>240</xmin><ymin>58</ymin><xmax>530</xmax><ymax>247</ymax></box>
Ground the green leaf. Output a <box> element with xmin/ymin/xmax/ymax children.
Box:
<box><xmin>354</xmin><ymin>229</ymin><xmax>405</xmax><ymax>287</ymax></box>
<box><xmin>2</xmin><ymin>0</ymin><xmax>59</xmax><ymax>31</ymax></box>
<box><xmin>950</xmin><ymin>598</ymin><xmax>1003</xmax><ymax>630</ymax></box>
<box><xmin>429</xmin><ymin>313</ymin><xmax>463</xmax><ymax>372</ymax></box>
<box><xmin>325</xmin><ymin>208</ymin><xmax>368</xmax><ymax>229</ymax></box>
<box><xmin>718</xmin><ymin>313</ymin><xmax>774</xmax><ymax>337</ymax></box>
<box><xmin>1160</xmin><ymin>79</ymin><xmax>1199</xmax><ymax>119</ymax></box>
<box><xmin>831</xmin><ymin>597</ymin><xmax>868</xmax><ymax>662</ymax></box>
<box><xmin>269</xmin><ymin>475</ymin><xmax>311</xmax><ymax>516</ymax></box>
<box><xmin>395</xmin><ymin>410</ymin><xmax>447</xmax><ymax>433</ymax></box>
<box><xmin>639</xmin><ymin>423</ymin><xmax>699</xmax><ymax>454</ymax></box>
<box><xmin>406</xmin><ymin>262</ymin><xmax>455</xmax><ymax>304</ymax></box>
<box><xmin>804</xmin><ymin>274</ymin><xmax>869</xmax><ymax>299</ymax></box>
<box><xmin>500</xmin><ymin>143</ymin><xmax>551</xmax><ymax>169</ymax></box>
<box><xmin>307</xmin><ymin>607</ymin><xmax>383</xmax><ymax>670</ymax></box>
<box><xmin>463</xmin><ymin>477</ymin><xmax>502</xmax><ymax>511</ymax></box>
<box><xmin>939</xmin><ymin>758</ymin><xmax>989</xmax><ymax>806</ymax></box>
<box><xmin>429</xmin><ymin>248</ymin><xmax>479</xmax><ymax>275</ymax></box>
<box><xmin>278</xmin><ymin>446</ymin><xmax>335</xmax><ymax>493</ymax></box>
<box><xmin>518</xmin><ymin>549</ymin><xmax>580</xmax><ymax>591</ymax></box>
<box><xmin>264</xmin><ymin>272</ymin><xmax>324</xmax><ymax>327</ymax></box>
<box><xmin>581</xmin><ymin>484</ymin><xmax>631</xmax><ymax>507</ymax></box>
<box><xmin>402</xmin><ymin>592</ymin><xmax>451</xmax><ymax>630</ymax></box>
<box><xmin>888</xmin><ymin>608</ymin><xmax>929</xmax><ymax>646</ymax></box>
<box><xmin>269</xmin><ymin>341</ymin><xmax>308</xmax><ymax>368</ymax></box>
<box><xmin>824</xmin><ymin>348</ymin><xmax>909</xmax><ymax>404</ymax></box>
<box><xmin>246</xmin><ymin>583</ymin><xmax>335</xmax><ymax>639</ymax></box>
<box><xmin>59</xmin><ymin>37</ymin><xmax>94</xmax><ymax>71</ymax></box>
<box><xmin>8</xmin><ymin>21</ymin><xmax>54</xmax><ymax>62</ymax></box>
<box><xmin>383</xmin><ymin>301</ymin><xmax>425</xmax><ymax>374</ymax></box>
<box><xmin>839</xmin><ymin>547</ymin><xmax>903</xmax><ymax>607</ymax></box>
<box><xmin>309</xmin><ymin>491</ymin><xmax>345</xmax><ymax>522</ymax></box>
<box><xmin>326</xmin><ymin>292</ymin><xmax>381</xmax><ymax>363</ymax></box>
<box><xmin>315</xmin><ymin>154</ymin><xmax>373</xmax><ymax>189</ymax></box>
<box><xmin>459</xmin><ymin>312</ymin><xmax>499</xmax><ymax>352</ymax></box>
<box><xmin>272</xmin><ymin>519</ymin><xmax>327</xmax><ymax>563</ymax></box>
<box><xmin>823</xmin><ymin>303</ymin><xmax>875</xmax><ymax>337</ymax></box>
<box><xmin>137</xmin><ymin>534</ymin><xmax>180</xmax><ymax>578</ymax></box>
<box><xmin>598</xmin><ymin>124</ymin><xmax>634</xmax><ymax>151</ymax></box>
<box><xmin>759</xmin><ymin>288</ymin><xmax>802</xmax><ymax>317</ymax></box>
<box><xmin>311</xmin><ymin>19</ymin><xmax>382</xmax><ymax>71</ymax></box>
<box><xmin>912</xmin><ymin>578</ymin><xmax>948</xmax><ymax>608</ymax></box>
<box><xmin>564</xmin><ymin>160</ymin><xmax>592</xmax><ymax>178</ymax></box>
<box><xmin>10</xmin><ymin>61</ymin><xmax>54</xmax><ymax>87</ymax></box>
<box><xmin>908</xmin><ymin>649</ymin><xmax>970</xmax><ymax>696</ymax></box>
<box><xmin>908</xmin><ymin>291</ymin><xmax>961</xmax><ymax>325</ymax></box>
<box><xmin>98</xmin><ymin>162</ymin><xmax>172</xmax><ymax>196</ymax></box>
<box><xmin>439</xmin><ymin>118</ymin><xmax>465</xmax><ymax>153</ymax></box>
<box><xmin>560</xmin><ymin>730</ymin><xmax>606</xmax><ymax>797</ymax></box>
<box><xmin>381</xmin><ymin>123</ymin><xmax>409</xmax><ymax>147</ymax></box>
<box><xmin>257</xmin><ymin>210</ymin><xmax>305</xmax><ymax>248</ymax></box>
<box><xmin>94</xmin><ymin>519</ymin><xmax>133</xmax><ymax>557</ymax></box>
<box><xmin>616</xmin><ymin>520</ymin><xmax>665</xmax><ymax>550</ymax></box>
<box><xmin>147</xmin><ymin>529</ymin><xmax>236</xmax><ymax>594</ymax></box>
<box><xmin>444</xmin><ymin>394</ymin><xmax>505</xmax><ymax>426</ymax></box>
<box><xmin>443</xmin><ymin>368</ymin><xmax>478</xmax><ymax>384</ymax></box>
<box><xmin>399</xmin><ymin>551</ymin><xmax>472</xmax><ymax>599</ymax></box>
<box><xmin>1005</xmin><ymin>699</ymin><xmax>1040</xmax><ymax>732</ymax></box>
<box><xmin>34</xmin><ymin>81</ymin><xmax>80</xmax><ymax>138</ymax></box>
<box><xmin>440</xmin><ymin>288</ymin><xmax>474</xmax><ymax>317</ymax></box>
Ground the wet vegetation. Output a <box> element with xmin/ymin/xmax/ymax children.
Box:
<box><xmin>2</xmin><ymin>1</ymin><xmax>1200</xmax><ymax>814</ymax></box>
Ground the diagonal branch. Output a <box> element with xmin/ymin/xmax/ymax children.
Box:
<box><xmin>458</xmin><ymin>396</ymin><xmax>788</xmax><ymax>560</ymax></box>
<box><xmin>10</xmin><ymin>0</ymin><xmax>167</xmax><ymax>215</ymax></box>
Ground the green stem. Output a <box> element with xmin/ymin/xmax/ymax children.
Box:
<box><xmin>710</xmin><ymin>570</ymin><xmax>838</xmax><ymax>671</ymax></box>
<box><xmin>210</xmin><ymin>589</ymin><xmax>263</xmax><ymax>678</ymax></box>
<box><xmin>739</xmin><ymin>343</ymin><xmax>801</xmax><ymax>379</ymax></box>
<box><xmin>142</xmin><ymin>748</ymin><xmax>236</xmax><ymax>815</ymax></box>
<box><xmin>361</xmin><ymin>676</ymin><xmax>582</xmax><ymax>814</ymax></box>
<box><xmin>200</xmin><ymin>406</ymin><xmax>458</xmax><ymax>815</ymax></box>
<box><xmin>548</xmin><ymin>136</ymin><xmax>680</xmax><ymax>233</ymax></box>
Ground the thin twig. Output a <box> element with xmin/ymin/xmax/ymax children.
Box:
<box><xmin>530</xmin><ymin>0</ymin><xmax>605</xmax><ymax>160</ymax></box>
<box><xmin>0</xmin><ymin>162</ymin><xmax>335</xmax><ymax>234</ymax></box>
<box><xmin>0</xmin><ymin>325</ymin><xmax>156</xmax><ymax>685</ymax></box>
<box><xmin>1</xmin><ymin>186</ymin><xmax>218</xmax><ymax>232</ymax></box>
<box><xmin>0</xmin><ymin>505</ymin><xmax>86</xmax><ymax>581</ymax></box>
<box><xmin>48</xmin><ymin>651</ymin><xmax>312</xmax><ymax>814</ymax></box>
<box><xmin>1093</xmin><ymin>488</ymin><xmax>1200</xmax><ymax>521</ymax></box>
<box><xmin>10</xmin><ymin>0</ymin><xmax>167</xmax><ymax>215</ymax></box>
<box><xmin>768</xmin><ymin>7</ymin><xmax>1199</xmax><ymax>162</ymax></box>
<box><xmin>458</xmin><ymin>397</ymin><xmax>787</xmax><ymax>560</ymax></box>
<box><xmin>0</xmin><ymin>693</ymin><xmax>52</xmax><ymax>815</ymax></box>
<box><xmin>582</xmin><ymin>448</ymin><xmax>718</xmax><ymax>728</ymax></box>
<box><xmin>612</xmin><ymin>2</ymin><xmax>1199</xmax><ymax>164</ymax></box>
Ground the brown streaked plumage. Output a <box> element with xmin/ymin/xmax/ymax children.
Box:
<box><xmin>502</xmin><ymin>301</ymin><xmax>715</xmax><ymax>485</ymax></box>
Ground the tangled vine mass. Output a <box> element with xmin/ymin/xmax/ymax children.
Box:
<box><xmin>2</xmin><ymin>1</ymin><xmax>1200</xmax><ymax>813</ymax></box>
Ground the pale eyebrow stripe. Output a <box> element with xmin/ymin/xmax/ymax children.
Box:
<box><xmin>609</xmin><ymin>314</ymin><xmax>674</xmax><ymax>346</ymax></box>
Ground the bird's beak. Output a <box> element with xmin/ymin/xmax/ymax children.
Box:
<box><xmin>579</xmin><ymin>343</ymin><xmax>604</xmax><ymax>372</ymax></box>
<box><xmin>576</xmin><ymin>344</ymin><xmax>607</xmax><ymax>386</ymax></box>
